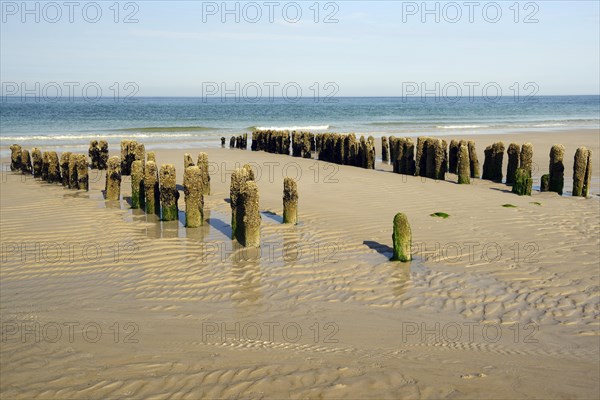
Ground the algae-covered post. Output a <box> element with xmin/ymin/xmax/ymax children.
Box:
<box><xmin>184</xmin><ymin>153</ymin><xmax>195</xmax><ymax>169</ymax></box>
<box><xmin>183</xmin><ymin>166</ymin><xmax>204</xmax><ymax>228</ymax></box>
<box><xmin>482</xmin><ymin>145</ymin><xmax>493</xmax><ymax>180</ymax></box>
<box><xmin>131</xmin><ymin>160</ymin><xmax>145</xmax><ymax>209</ymax></box>
<box><xmin>572</xmin><ymin>146</ymin><xmax>590</xmax><ymax>197</ymax></box>
<box><xmin>60</xmin><ymin>152</ymin><xmax>71</xmax><ymax>186</ymax></box>
<box><xmin>391</xmin><ymin>213</ymin><xmax>412</xmax><ymax>262</ymax></box>
<box><xmin>67</xmin><ymin>153</ymin><xmax>78</xmax><ymax>187</ymax></box>
<box><xmin>457</xmin><ymin>144</ymin><xmax>470</xmax><ymax>184</ymax></box>
<box><xmin>144</xmin><ymin>161</ymin><xmax>160</xmax><ymax>215</ymax></box>
<box><xmin>236</xmin><ymin>180</ymin><xmax>261</xmax><ymax>247</ymax></box>
<box><xmin>9</xmin><ymin>144</ymin><xmax>22</xmax><ymax>171</ymax></box>
<box><xmin>283</xmin><ymin>177</ymin><xmax>298</xmax><ymax>224</ymax></box>
<box><xmin>549</xmin><ymin>144</ymin><xmax>565</xmax><ymax>195</ymax></box>
<box><xmin>506</xmin><ymin>143</ymin><xmax>520</xmax><ymax>185</ymax></box>
<box><xmin>32</xmin><ymin>148</ymin><xmax>43</xmax><ymax>178</ymax></box>
<box><xmin>147</xmin><ymin>151</ymin><xmax>156</xmax><ymax>163</ymax></box>
<box><xmin>20</xmin><ymin>150</ymin><xmax>32</xmax><ymax>175</ymax></box>
<box><xmin>197</xmin><ymin>152</ymin><xmax>211</xmax><ymax>195</ymax></box>
<box><xmin>76</xmin><ymin>155</ymin><xmax>89</xmax><ymax>191</ymax></box>
<box><xmin>106</xmin><ymin>156</ymin><xmax>121</xmax><ymax>201</ymax></box>
<box><xmin>416</xmin><ymin>136</ymin><xmax>428</xmax><ymax>177</ymax></box>
<box><xmin>230</xmin><ymin>136</ymin><xmax>235</xmax><ymax>148</ymax></box>
<box><xmin>492</xmin><ymin>142</ymin><xmax>505</xmax><ymax>183</ymax></box>
<box><xmin>98</xmin><ymin>140</ymin><xmax>109</xmax><ymax>170</ymax></box>
<box><xmin>468</xmin><ymin>141</ymin><xmax>480</xmax><ymax>178</ymax></box>
<box><xmin>42</xmin><ymin>152</ymin><xmax>50</xmax><ymax>181</ymax></box>
<box><xmin>404</xmin><ymin>138</ymin><xmax>416</xmax><ymax>176</ymax></box>
<box><xmin>448</xmin><ymin>139</ymin><xmax>459</xmax><ymax>174</ymax></box>
<box><xmin>512</xmin><ymin>168</ymin><xmax>532</xmax><ymax>196</ymax></box>
<box><xmin>89</xmin><ymin>140</ymin><xmax>100</xmax><ymax>169</ymax></box>
<box><xmin>230</xmin><ymin>167</ymin><xmax>251</xmax><ymax>239</ymax></box>
<box><xmin>48</xmin><ymin>152</ymin><xmax>61</xmax><ymax>183</ymax></box>
<box><xmin>159</xmin><ymin>164</ymin><xmax>178</xmax><ymax>221</ymax></box>
<box><xmin>221</xmin><ymin>137</ymin><xmax>226</xmax><ymax>147</ymax></box>
<box><xmin>520</xmin><ymin>143</ymin><xmax>533</xmax><ymax>176</ymax></box>
<box><xmin>120</xmin><ymin>140</ymin><xmax>138</xmax><ymax>176</ymax></box>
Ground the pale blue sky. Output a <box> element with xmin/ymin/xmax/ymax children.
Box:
<box><xmin>1</xmin><ymin>1</ymin><xmax>599</xmax><ymax>96</ymax></box>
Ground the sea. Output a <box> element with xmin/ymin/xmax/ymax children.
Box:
<box><xmin>1</xmin><ymin>95</ymin><xmax>598</xmax><ymax>156</ymax></box>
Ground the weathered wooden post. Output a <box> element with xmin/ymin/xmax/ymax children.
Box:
<box><xmin>391</xmin><ymin>213</ymin><xmax>411</xmax><ymax>262</ymax></box>
<box><xmin>183</xmin><ymin>166</ymin><xmax>204</xmax><ymax>227</ymax></box>
<box><xmin>506</xmin><ymin>143</ymin><xmax>520</xmax><ymax>185</ymax></box>
<box><xmin>283</xmin><ymin>177</ymin><xmax>298</xmax><ymax>224</ymax></box>
<box><xmin>131</xmin><ymin>160</ymin><xmax>144</xmax><ymax>209</ymax></box>
<box><xmin>144</xmin><ymin>161</ymin><xmax>160</xmax><ymax>215</ymax></box>
<box><xmin>549</xmin><ymin>144</ymin><xmax>565</xmax><ymax>195</ymax></box>
<box><xmin>457</xmin><ymin>143</ymin><xmax>470</xmax><ymax>184</ymax></box>
<box><xmin>106</xmin><ymin>156</ymin><xmax>121</xmax><ymax>200</ymax></box>
<box><xmin>159</xmin><ymin>164</ymin><xmax>178</xmax><ymax>221</ymax></box>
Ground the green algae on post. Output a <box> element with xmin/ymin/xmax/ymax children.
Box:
<box><xmin>76</xmin><ymin>155</ymin><xmax>89</xmax><ymax>191</ymax></box>
<box><xmin>457</xmin><ymin>144</ymin><xmax>470</xmax><ymax>184</ymax></box>
<box><xmin>572</xmin><ymin>146</ymin><xmax>590</xmax><ymax>197</ymax></box>
<box><xmin>9</xmin><ymin>144</ymin><xmax>22</xmax><ymax>171</ymax></box>
<box><xmin>549</xmin><ymin>144</ymin><xmax>565</xmax><ymax>195</ymax></box>
<box><xmin>183</xmin><ymin>166</ymin><xmax>204</xmax><ymax>228</ymax></box>
<box><xmin>530</xmin><ymin>202</ymin><xmax>542</xmax><ymax>206</ymax></box>
<box><xmin>106</xmin><ymin>156</ymin><xmax>121</xmax><ymax>201</ymax></box>
<box><xmin>391</xmin><ymin>213</ymin><xmax>412</xmax><ymax>262</ymax></box>
<box><xmin>59</xmin><ymin>152</ymin><xmax>71</xmax><ymax>186</ymax></box>
<box><xmin>20</xmin><ymin>150</ymin><xmax>32</xmax><ymax>175</ymax></box>
<box><xmin>230</xmin><ymin>167</ymin><xmax>251</xmax><ymax>239</ymax></box>
<box><xmin>144</xmin><ymin>161</ymin><xmax>160</xmax><ymax>215</ymax></box>
<box><xmin>237</xmin><ymin>180</ymin><xmax>261</xmax><ymax>247</ymax></box>
<box><xmin>159</xmin><ymin>164</ymin><xmax>179</xmax><ymax>221</ymax></box>
<box><xmin>131</xmin><ymin>160</ymin><xmax>144</xmax><ymax>209</ymax></box>
<box><xmin>197</xmin><ymin>152</ymin><xmax>211</xmax><ymax>195</ymax></box>
<box><xmin>512</xmin><ymin>168</ymin><xmax>532</xmax><ymax>196</ymax></box>
<box><xmin>47</xmin><ymin>152</ymin><xmax>61</xmax><ymax>183</ymax></box>
<box><xmin>502</xmin><ymin>204</ymin><xmax>517</xmax><ymax>208</ymax></box>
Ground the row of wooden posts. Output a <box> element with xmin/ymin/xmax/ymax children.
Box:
<box><xmin>8</xmin><ymin>139</ymin><xmax>301</xmax><ymax>248</ymax></box>
<box><xmin>225</xmin><ymin>131</ymin><xmax>592</xmax><ymax>197</ymax></box>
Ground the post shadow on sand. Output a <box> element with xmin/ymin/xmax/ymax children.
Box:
<box><xmin>262</xmin><ymin>210</ymin><xmax>283</xmax><ymax>224</ymax></box>
<box><xmin>207</xmin><ymin>217</ymin><xmax>232</xmax><ymax>238</ymax></box>
<box><xmin>363</xmin><ymin>240</ymin><xmax>394</xmax><ymax>258</ymax></box>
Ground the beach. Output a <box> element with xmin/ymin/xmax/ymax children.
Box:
<box><xmin>1</xmin><ymin>128</ymin><xmax>599</xmax><ymax>399</ymax></box>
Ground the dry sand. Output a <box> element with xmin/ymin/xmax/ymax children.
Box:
<box><xmin>1</xmin><ymin>129</ymin><xmax>599</xmax><ymax>399</ymax></box>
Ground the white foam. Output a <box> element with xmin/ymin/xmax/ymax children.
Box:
<box><xmin>254</xmin><ymin>125</ymin><xmax>330</xmax><ymax>131</ymax></box>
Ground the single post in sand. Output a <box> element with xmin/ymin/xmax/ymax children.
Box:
<box><xmin>391</xmin><ymin>212</ymin><xmax>411</xmax><ymax>262</ymax></box>
<box><xmin>159</xmin><ymin>164</ymin><xmax>178</xmax><ymax>221</ymax></box>
<box><xmin>237</xmin><ymin>180</ymin><xmax>261</xmax><ymax>247</ymax></box>
<box><xmin>48</xmin><ymin>152</ymin><xmax>61</xmax><ymax>183</ymax></box>
<box><xmin>230</xmin><ymin>136</ymin><xmax>235</xmax><ymax>148</ymax></box>
<box><xmin>20</xmin><ymin>150</ymin><xmax>32</xmax><ymax>175</ymax></box>
<box><xmin>449</xmin><ymin>139</ymin><xmax>459</xmax><ymax>174</ymax></box>
<box><xmin>540</xmin><ymin>174</ymin><xmax>550</xmax><ymax>192</ymax></box>
<box><xmin>512</xmin><ymin>168</ymin><xmax>532</xmax><ymax>196</ymax></box>
<box><xmin>9</xmin><ymin>144</ymin><xmax>22</xmax><ymax>171</ymax></box>
<box><xmin>519</xmin><ymin>143</ymin><xmax>533</xmax><ymax>176</ymax></box>
<box><xmin>144</xmin><ymin>161</ymin><xmax>160</xmax><ymax>215</ymax></box>
<box><xmin>131</xmin><ymin>160</ymin><xmax>145</xmax><ymax>209</ymax></box>
<box><xmin>506</xmin><ymin>143</ymin><xmax>520</xmax><ymax>185</ymax></box>
<box><xmin>106</xmin><ymin>156</ymin><xmax>121</xmax><ymax>200</ymax></box>
<box><xmin>197</xmin><ymin>152</ymin><xmax>211</xmax><ymax>195</ymax></box>
<box><xmin>41</xmin><ymin>152</ymin><xmax>49</xmax><ymax>181</ymax></box>
<box><xmin>183</xmin><ymin>166</ymin><xmax>204</xmax><ymax>227</ymax></box>
<box><xmin>221</xmin><ymin>137</ymin><xmax>226</xmax><ymax>147</ymax></box>
<box><xmin>184</xmin><ymin>153</ymin><xmax>195</xmax><ymax>169</ymax></box>
<box><xmin>367</xmin><ymin>138</ymin><xmax>376</xmax><ymax>169</ymax></box>
<box><xmin>98</xmin><ymin>140</ymin><xmax>109</xmax><ymax>170</ymax></box>
<box><xmin>147</xmin><ymin>151</ymin><xmax>156</xmax><ymax>163</ymax></box>
<box><xmin>482</xmin><ymin>145</ymin><xmax>492</xmax><ymax>180</ymax></box>
<box><xmin>427</xmin><ymin>138</ymin><xmax>445</xmax><ymax>180</ymax></box>
<box><xmin>468</xmin><ymin>141</ymin><xmax>480</xmax><ymax>178</ymax></box>
<box><xmin>230</xmin><ymin>167</ymin><xmax>251</xmax><ymax>239</ymax></box>
<box><xmin>89</xmin><ymin>140</ymin><xmax>100</xmax><ymax>169</ymax></box>
<box><xmin>283</xmin><ymin>177</ymin><xmax>298</xmax><ymax>224</ymax></box>
<box><xmin>573</xmin><ymin>147</ymin><xmax>591</xmax><ymax>197</ymax></box>
<box><xmin>76</xmin><ymin>155</ymin><xmax>89</xmax><ymax>190</ymax></box>
<box><xmin>67</xmin><ymin>153</ymin><xmax>78</xmax><ymax>187</ymax></box>
<box><xmin>549</xmin><ymin>144</ymin><xmax>565</xmax><ymax>195</ymax></box>
<box><xmin>457</xmin><ymin>143</ymin><xmax>470</xmax><ymax>184</ymax></box>
<box><xmin>32</xmin><ymin>148</ymin><xmax>43</xmax><ymax>178</ymax></box>
<box><xmin>60</xmin><ymin>152</ymin><xmax>71</xmax><ymax>186</ymax></box>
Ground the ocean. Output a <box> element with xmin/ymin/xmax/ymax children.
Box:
<box><xmin>1</xmin><ymin>96</ymin><xmax>598</xmax><ymax>155</ymax></box>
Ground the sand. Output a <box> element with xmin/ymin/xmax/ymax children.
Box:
<box><xmin>1</xmin><ymin>129</ymin><xmax>599</xmax><ymax>399</ymax></box>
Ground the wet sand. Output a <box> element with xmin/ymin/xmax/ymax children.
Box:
<box><xmin>1</xmin><ymin>129</ymin><xmax>599</xmax><ymax>399</ymax></box>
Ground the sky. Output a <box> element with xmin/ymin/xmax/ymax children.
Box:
<box><xmin>1</xmin><ymin>1</ymin><xmax>599</xmax><ymax>97</ymax></box>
